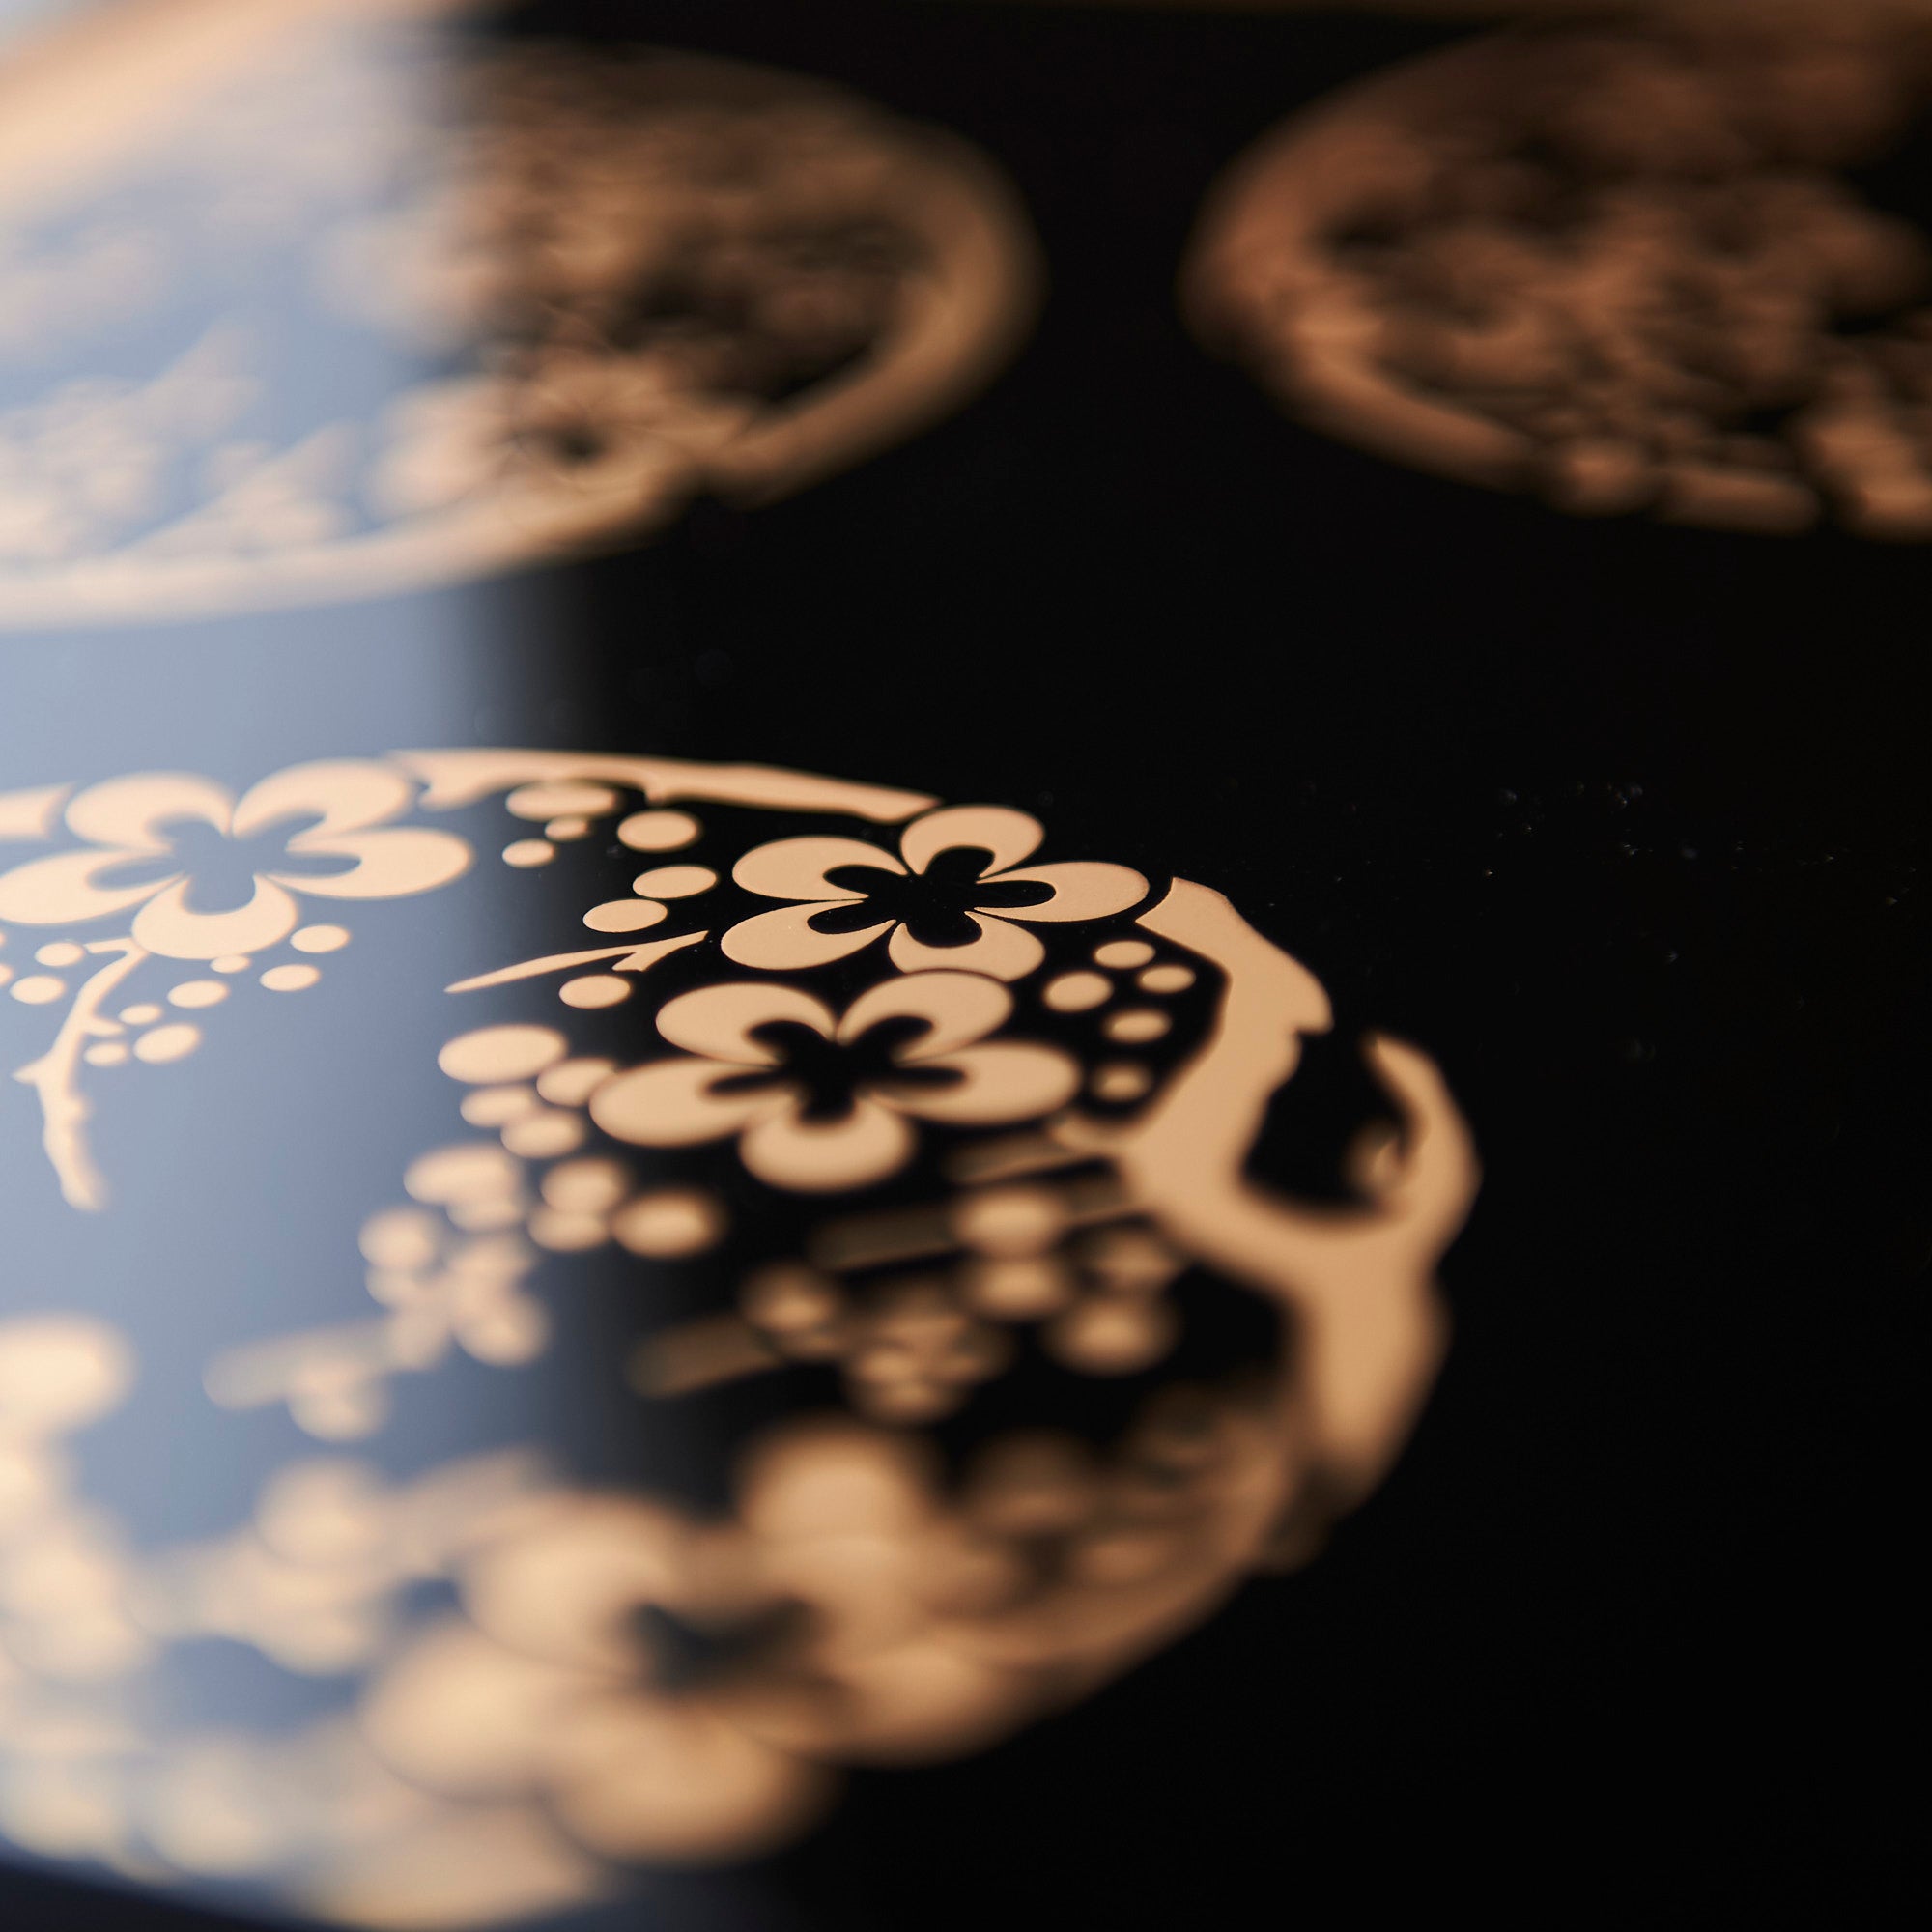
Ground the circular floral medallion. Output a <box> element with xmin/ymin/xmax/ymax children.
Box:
<box><xmin>0</xmin><ymin>0</ymin><xmax>1037</xmax><ymax>627</ymax></box>
<box><xmin>0</xmin><ymin>748</ymin><xmax>1476</xmax><ymax>1924</ymax></box>
<box><xmin>1187</xmin><ymin>4</ymin><xmax>1932</xmax><ymax>536</ymax></box>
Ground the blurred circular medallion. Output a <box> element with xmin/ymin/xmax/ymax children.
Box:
<box><xmin>1188</xmin><ymin>4</ymin><xmax>1932</xmax><ymax>535</ymax></box>
<box><xmin>0</xmin><ymin>0</ymin><xmax>1037</xmax><ymax>627</ymax></box>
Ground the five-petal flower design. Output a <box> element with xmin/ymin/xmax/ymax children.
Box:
<box><xmin>722</xmin><ymin>805</ymin><xmax>1148</xmax><ymax>982</ymax></box>
<box><xmin>590</xmin><ymin>971</ymin><xmax>1080</xmax><ymax>1191</ymax></box>
<box><xmin>0</xmin><ymin>761</ymin><xmax>471</xmax><ymax>960</ymax></box>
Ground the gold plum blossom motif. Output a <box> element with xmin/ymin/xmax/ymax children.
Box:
<box><xmin>724</xmin><ymin>805</ymin><xmax>1148</xmax><ymax>982</ymax></box>
<box><xmin>0</xmin><ymin>763</ymin><xmax>469</xmax><ymax>960</ymax></box>
<box><xmin>0</xmin><ymin>761</ymin><xmax>469</xmax><ymax>1208</ymax></box>
<box><xmin>591</xmin><ymin>973</ymin><xmax>1082</xmax><ymax>1192</ymax></box>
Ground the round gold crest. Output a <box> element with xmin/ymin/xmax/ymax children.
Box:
<box><xmin>0</xmin><ymin>749</ymin><xmax>1476</xmax><ymax>1923</ymax></box>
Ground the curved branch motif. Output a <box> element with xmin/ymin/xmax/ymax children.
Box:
<box><xmin>12</xmin><ymin>937</ymin><xmax>146</xmax><ymax>1209</ymax></box>
<box><xmin>1112</xmin><ymin>879</ymin><xmax>1477</xmax><ymax>1498</ymax></box>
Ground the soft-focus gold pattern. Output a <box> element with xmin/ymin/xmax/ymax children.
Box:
<box><xmin>1189</xmin><ymin>6</ymin><xmax>1932</xmax><ymax>535</ymax></box>
<box><xmin>0</xmin><ymin>0</ymin><xmax>1037</xmax><ymax>626</ymax></box>
<box><xmin>0</xmin><ymin>750</ymin><xmax>1475</xmax><ymax>1926</ymax></box>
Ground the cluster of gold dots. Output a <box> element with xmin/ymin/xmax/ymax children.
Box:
<box><xmin>732</xmin><ymin>1181</ymin><xmax>1185</xmax><ymax>1417</ymax></box>
<box><xmin>358</xmin><ymin>1203</ymin><xmax>548</xmax><ymax>1379</ymax></box>
<box><xmin>497</xmin><ymin>788</ymin><xmax>703</xmax><ymax>873</ymax></box>
<box><xmin>498</xmin><ymin>781</ymin><xmax>624</xmax><ymax>868</ymax></box>
<box><xmin>1</xmin><ymin>925</ymin><xmax>342</xmax><ymax>1071</ymax></box>
<box><xmin>960</xmin><ymin>1388</ymin><xmax>1247</xmax><ymax>1582</ymax></box>
<box><xmin>581</xmin><ymin>863</ymin><xmax>718</xmax><ymax>946</ymax></box>
<box><xmin>403</xmin><ymin>1141</ymin><xmax>529</xmax><ymax>1233</ymax></box>
<box><xmin>1037</xmin><ymin>937</ymin><xmax>1198</xmax><ymax>1107</ymax></box>
<box><xmin>7</xmin><ymin>937</ymin><xmax>86</xmax><ymax>1007</ymax></box>
<box><xmin>951</xmin><ymin>1184</ymin><xmax>1183</xmax><ymax>1376</ymax></box>
<box><xmin>529</xmin><ymin>1157</ymin><xmax>725</xmax><ymax>1259</ymax></box>
<box><xmin>739</xmin><ymin>1264</ymin><xmax>1010</xmax><ymax>1425</ymax></box>
<box><xmin>439</xmin><ymin>1026</ymin><xmax>594</xmax><ymax>1158</ymax></box>
<box><xmin>436</xmin><ymin>1023</ymin><xmax>726</xmax><ymax>1257</ymax></box>
<box><xmin>492</xmin><ymin>795</ymin><xmax>715</xmax><ymax>1009</ymax></box>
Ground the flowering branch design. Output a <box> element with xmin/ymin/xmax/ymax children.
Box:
<box><xmin>0</xmin><ymin>752</ymin><xmax>944</xmax><ymax>1209</ymax></box>
<box><xmin>0</xmin><ymin>761</ymin><xmax>471</xmax><ymax>1208</ymax></box>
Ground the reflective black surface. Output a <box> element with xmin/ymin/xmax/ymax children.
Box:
<box><xmin>2</xmin><ymin>3</ymin><xmax>1918</xmax><ymax>1927</ymax></box>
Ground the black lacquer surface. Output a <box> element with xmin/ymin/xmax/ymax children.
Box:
<box><xmin>1</xmin><ymin>4</ymin><xmax>1918</xmax><ymax>1928</ymax></box>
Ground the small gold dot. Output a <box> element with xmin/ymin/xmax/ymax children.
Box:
<box><xmin>560</xmin><ymin>975</ymin><xmax>631</xmax><ymax>1009</ymax></box>
<box><xmin>500</xmin><ymin>1111</ymin><xmax>585</xmax><ymax>1159</ymax></box>
<box><xmin>741</xmin><ymin>1264</ymin><xmax>844</xmax><ymax>1335</ymax></box>
<box><xmin>960</xmin><ymin>1257</ymin><xmax>1076</xmax><ymax>1320</ymax></box>
<box><xmin>528</xmin><ymin>1208</ymin><xmax>610</xmax><ymax>1253</ymax></box>
<box><xmin>541</xmin><ymin>1158</ymin><xmax>630</xmax><ymax>1214</ymax></box>
<box><xmin>952</xmin><ymin>1185</ymin><xmax>1066</xmax><ymax>1258</ymax></box>
<box><xmin>10</xmin><ymin>976</ymin><xmax>65</xmax><ymax>1005</ymax></box>
<box><xmin>440</xmin><ymin>1026</ymin><xmax>568</xmax><ymax>1084</ymax></box>
<box><xmin>631</xmin><ymin>865</ymin><xmax>716</xmax><ymax>898</ymax></box>
<box><xmin>291</xmin><ymin>925</ymin><xmax>350</xmax><ymax>954</ymax></box>
<box><xmin>1138</xmin><ymin>965</ymin><xmax>1196</xmax><ymax>995</ymax></box>
<box><xmin>1043</xmin><ymin>971</ymin><xmax>1110</xmax><ymax>1013</ymax></box>
<box><xmin>545</xmin><ymin>816</ymin><xmax>591</xmax><ymax>840</ymax></box>
<box><xmin>119</xmin><ymin>1003</ymin><xmax>162</xmax><ymax>1026</ymax></box>
<box><xmin>506</xmin><ymin>781</ymin><xmax>619</xmax><ymax>822</ymax></box>
<box><xmin>133</xmin><ymin>1023</ymin><xmax>201</xmax><ymax>1065</ymax></box>
<box><xmin>536</xmin><ymin>1058</ymin><xmax>616</xmax><ymax>1106</ymax></box>
<box><xmin>261</xmin><ymin>964</ymin><xmax>321</xmax><ymax>993</ymax></box>
<box><xmin>502</xmin><ymin>839</ymin><xmax>554</xmax><ymax>868</ymax></box>
<box><xmin>617</xmin><ymin>810</ymin><xmax>699</xmax><ymax>852</ymax></box>
<box><xmin>447</xmin><ymin>1198</ymin><xmax>526</xmax><ymax>1233</ymax></box>
<box><xmin>1046</xmin><ymin>1298</ymin><xmax>1178</xmax><ymax>1376</ymax></box>
<box><xmin>460</xmin><ymin>1085</ymin><xmax>538</xmax><ymax>1127</ymax></box>
<box><xmin>1104</xmin><ymin>1009</ymin><xmax>1170</xmax><ymax>1044</ymax></box>
<box><xmin>83</xmin><ymin>1042</ymin><xmax>128</xmax><ymax>1067</ymax></box>
<box><xmin>167</xmin><ymin>980</ymin><xmax>228</xmax><ymax>1009</ymax></box>
<box><xmin>0</xmin><ymin>966</ymin><xmax>10</xmax><ymax>990</ymax></box>
<box><xmin>406</xmin><ymin>1144</ymin><xmax>522</xmax><ymax>1206</ymax></box>
<box><xmin>1091</xmin><ymin>1062</ymin><xmax>1152</xmax><ymax>1103</ymax></box>
<box><xmin>34</xmin><ymin>942</ymin><xmax>83</xmax><ymax>967</ymax></box>
<box><xmin>461</xmin><ymin>1302</ymin><xmax>549</xmax><ymax>1366</ymax></box>
<box><xmin>210</xmin><ymin>954</ymin><xmax>251</xmax><ymax>974</ymax></box>
<box><xmin>612</xmin><ymin>1188</ymin><xmax>725</xmax><ymax>1258</ymax></box>
<box><xmin>359</xmin><ymin>1208</ymin><xmax>440</xmax><ymax>1270</ymax></box>
<box><xmin>1094</xmin><ymin>941</ymin><xmax>1154</xmax><ymax>970</ymax></box>
<box><xmin>582</xmin><ymin>898</ymin><xmax>666</xmax><ymax>934</ymax></box>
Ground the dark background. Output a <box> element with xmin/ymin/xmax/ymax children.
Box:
<box><xmin>9</xmin><ymin>1</ymin><xmax>1920</xmax><ymax>1926</ymax></box>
